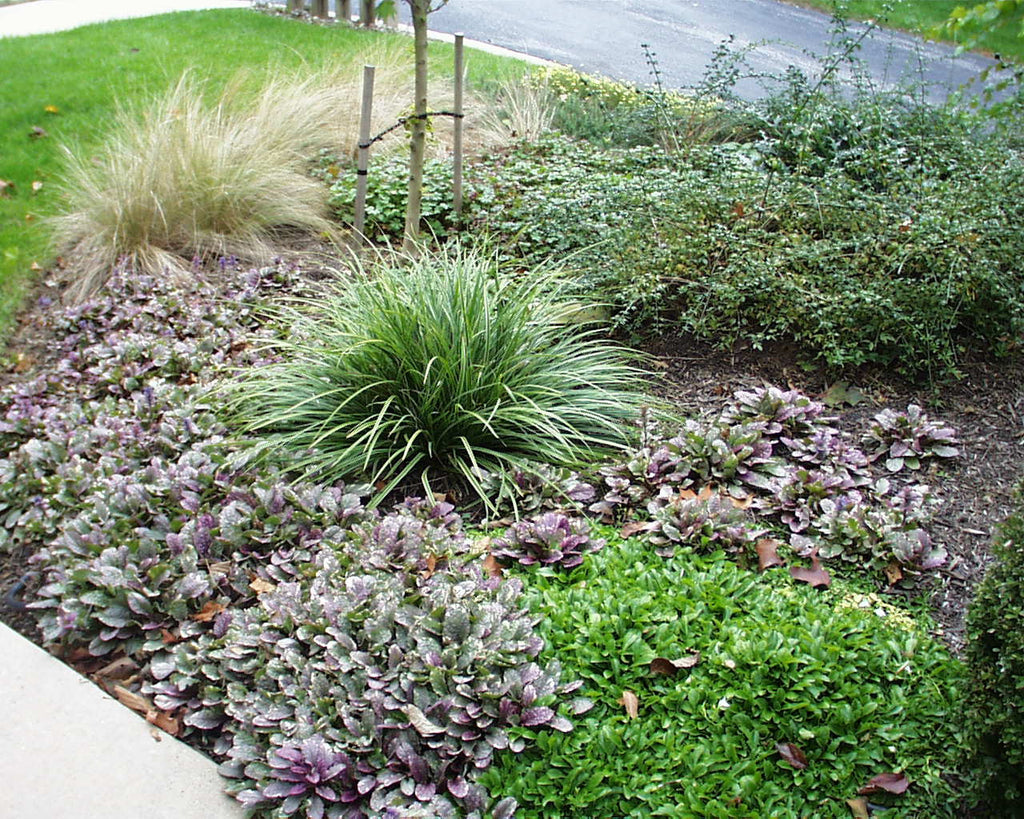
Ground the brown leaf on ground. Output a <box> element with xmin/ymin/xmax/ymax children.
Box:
<box><xmin>789</xmin><ymin>554</ymin><xmax>832</xmax><ymax>589</ymax></box>
<box><xmin>620</xmin><ymin>520</ymin><xmax>654</xmax><ymax>538</ymax></box>
<box><xmin>191</xmin><ymin>600</ymin><xmax>226</xmax><ymax>622</ymax></box>
<box><xmin>617</xmin><ymin>690</ymin><xmax>639</xmax><ymax>719</ymax></box>
<box><xmin>146</xmin><ymin>709</ymin><xmax>182</xmax><ymax>737</ymax></box>
<box><xmin>756</xmin><ymin>538</ymin><xmax>785</xmax><ymax>572</ymax></box>
<box><xmin>858</xmin><ymin>772</ymin><xmax>910</xmax><ymax>795</ymax></box>
<box><xmin>160</xmin><ymin>628</ymin><xmax>179</xmax><ymax>645</ymax></box>
<box><xmin>421</xmin><ymin>553</ymin><xmax>438</xmax><ymax>579</ymax></box>
<box><xmin>249</xmin><ymin>578</ymin><xmax>276</xmax><ymax>595</ymax></box>
<box><xmin>29</xmin><ymin>126</ymin><xmax>48</xmax><ymax>139</ymax></box>
<box><xmin>482</xmin><ymin>553</ymin><xmax>503</xmax><ymax>578</ymax></box>
<box><xmin>846</xmin><ymin>797</ymin><xmax>870</xmax><ymax>819</ymax></box>
<box><xmin>649</xmin><ymin>653</ymin><xmax>701</xmax><ymax>677</ymax></box>
<box><xmin>884</xmin><ymin>561</ymin><xmax>903</xmax><ymax>586</ymax></box>
<box><xmin>94</xmin><ymin>656</ymin><xmax>139</xmax><ymax>681</ymax></box>
<box><xmin>775</xmin><ymin>742</ymin><xmax>809</xmax><ymax>770</ymax></box>
<box><xmin>112</xmin><ymin>684</ymin><xmax>154</xmax><ymax>716</ymax></box>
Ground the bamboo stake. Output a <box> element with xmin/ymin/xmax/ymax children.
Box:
<box><xmin>453</xmin><ymin>33</ymin><xmax>465</xmax><ymax>221</ymax></box>
<box><xmin>354</xmin><ymin>64</ymin><xmax>376</xmax><ymax>244</ymax></box>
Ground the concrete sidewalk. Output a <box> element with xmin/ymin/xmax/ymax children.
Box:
<box><xmin>0</xmin><ymin>0</ymin><xmax>249</xmax><ymax>37</ymax></box>
<box><xmin>0</xmin><ymin>623</ymin><xmax>243</xmax><ymax>819</ymax></box>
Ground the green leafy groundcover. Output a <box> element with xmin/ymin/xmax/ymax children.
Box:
<box><xmin>482</xmin><ymin>533</ymin><xmax>963</xmax><ymax>818</ymax></box>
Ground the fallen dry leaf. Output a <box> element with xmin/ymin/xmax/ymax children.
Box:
<box><xmin>207</xmin><ymin>560</ymin><xmax>231</xmax><ymax>577</ymax></box>
<box><xmin>482</xmin><ymin>553</ymin><xmax>503</xmax><ymax>578</ymax></box>
<box><xmin>884</xmin><ymin>561</ymin><xmax>903</xmax><ymax>586</ymax></box>
<box><xmin>29</xmin><ymin>262</ymin><xmax>42</xmax><ymax>271</ymax></box>
<box><xmin>146</xmin><ymin>709</ymin><xmax>182</xmax><ymax>737</ymax></box>
<box><xmin>649</xmin><ymin>653</ymin><xmax>701</xmax><ymax>677</ymax></box>
<box><xmin>249</xmin><ymin>578</ymin><xmax>276</xmax><ymax>595</ymax></box>
<box><xmin>31</xmin><ymin>180</ymin><xmax>43</xmax><ymax>193</ymax></box>
<box><xmin>756</xmin><ymin>538</ymin><xmax>785</xmax><ymax>572</ymax></box>
<box><xmin>421</xmin><ymin>553</ymin><xmax>438</xmax><ymax>579</ymax></box>
<box><xmin>403</xmin><ymin>704</ymin><xmax>446</xmax><ymax>736</ymax></box>
<box><xmin>858</xmin><ymin>771</ymin><xmax>910</xmax><ymax>796</ymax></box>
<box><xmin>618</xmin><ymin>690</ymin><xmax>639</xmax><ymax>719</ymax></box>
<box><xmin>776</xmin><ymin>742</ymin><xmax>809</xmax><ymax>770</ymax></box>
<box><xmin>789</xmin><ymin>553</ymin><xmax>832</xmax><ymax>589</ymax></box>
<box><xmin>112</xmin><ymin>684</ymin><xmax>154</xmax><ymax>716</ymax></box>
<box><xmin>620</xmin><ymin>520</ymin><xmax>653</xmax><ymax>539</ymax></box>
<box><xmin>160</xmin><ymin>628</ymin><xmax>179</xmax><ymax>645</ymax></box>
<box><xmin>191</xmin><ymin>600</ymin><xmax>226</xmax><ymax>622</ymax></box>
<box><xmin>846</xmin><ymin>797</ymin><xmax>870</xmax><ymax>819</ymax></box>
<box><xmin>11</xmin><ymin>352</ymin><xmax>33</xmax><ymax>373</ymax></box>
<box><xmin>29</xmin><ymin>126</ymin><xmax>48</xmax><ymax>139</ymax></box>
<box><xmin>94</xmin><ymin>656</ymin><xmax>139</xmax><ymax>681</ymax></box>
<box><xmin>726</xmin><ymin>493</ymin><xmax>753</xmax><ymax>510</ymax></box>
<box><xmin>44</xmin><ymin>104</ymin><xmax>59</xmax><ymax>114</ymax></box>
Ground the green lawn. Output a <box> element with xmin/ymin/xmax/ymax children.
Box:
<box><xmin>787</xmin><ymin>0</ymin><xmax>1024</xmax><ymax>58</ymax></box>
<box><xmin>0</xmin><ymin>8</ymin><xmax>524</xmax><ymax>343</ymax></box>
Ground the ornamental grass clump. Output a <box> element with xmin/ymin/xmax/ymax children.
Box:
<box><xmin>230</xmin><ymin>247</ymin><xmax>653</xmax><ymax>511</ymax></box>
<box><xmin>52</xmin><ymin>58</ymin><xmax>414</xmax><ymax>300</ymax></box>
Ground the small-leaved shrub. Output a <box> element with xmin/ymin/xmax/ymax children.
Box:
<box><xmin>963</xmin><ymin>487</ymin><xmax>1024</xmax><ymax>815</ymax></box>
<box><xmin>461</xmin><ymin>109</ymin><xmax>1024</xmax><ymax>380</ymax></box>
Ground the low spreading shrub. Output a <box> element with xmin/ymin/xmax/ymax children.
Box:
<box><xmin>329</xmin><ymin>155</ymin><xmax>459</xmax><ymax>242</ymax></box>
<box><xmin>481</xmin><ymin>534</ymin><xmax>964</xmax><ymax>818</ymax></box>
<box><xmin>962</xmin><ymin>486</ymin><xmax>1024</xmax><ymax>815</ymax></box>
<box><xmin>461</xmin><ymin>126</ymin><xmax>1024</xmax><ymax>379</ymax></box>
<box><xmin>228</xmin><ymin>246</ymin><xmax>653</xmax><ymax>512</ymax></box>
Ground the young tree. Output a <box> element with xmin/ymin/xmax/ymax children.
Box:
<box><xmin>403</xmin><ymin>0</ymin><xmax>448</xmax><ymax>251</ymax></box>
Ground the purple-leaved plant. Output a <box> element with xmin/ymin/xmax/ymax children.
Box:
<box><xmin>492</xmin><ymin>512</ymin><xmax>604</xmax><ymax>569</ymax></box>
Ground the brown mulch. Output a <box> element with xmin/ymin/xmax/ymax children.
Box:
<box><xmin>2</xmin><ymin>271</ymin><xmax>1023</xmax><ymax>655</ymax></box>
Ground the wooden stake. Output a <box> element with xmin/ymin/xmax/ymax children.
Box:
<box><xmin>354</xmin><ymin>64</ymin><xmax>376</xmax><ymax>244</ymax></box>
<box><xmin>453</xmin><ymin>33</ymin><xmax>465</xmax><ymax>221</ymax></box>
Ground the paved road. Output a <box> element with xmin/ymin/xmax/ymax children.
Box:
<box><xmin>402</xmin><ymin>0</ymin><xmax>996</xmax><ymax>102</ymax></box>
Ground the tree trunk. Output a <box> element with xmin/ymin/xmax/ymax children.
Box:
<box><xmin>360</xmin><ymin>0</ymin><xmax>376</xmax><ymax>27</ymax></box>
<box><xmin>286</xmin><ymin>0</ymin><xmax>303</xmax><ymax>12</ymax></box>
<box><xmin>338</xmin><ymin>0</ymin><xmax>352</xmax><ymax>22</ymax></box>
<box><xmin>311</xmin><ymin>0</ymin><xmax>328</xmax><ymax>18</ymax></box>
<box><xmin>403</xmin><ymin>0</ymin><xmax>429</xmax><ymax>251</ymax></box>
